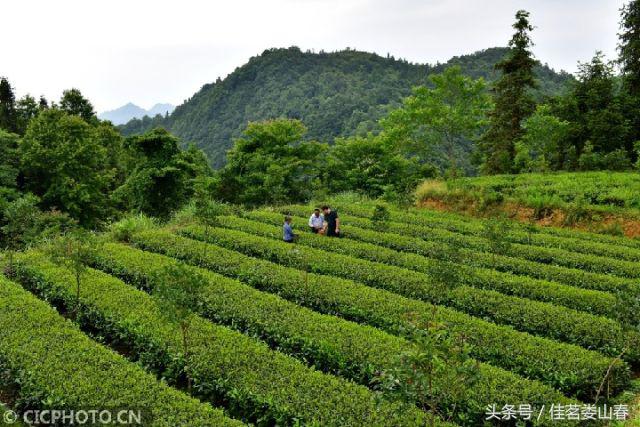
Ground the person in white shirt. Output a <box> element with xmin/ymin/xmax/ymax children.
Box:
<box><xmin>308</xmin><ymin>208</ymin><xmax>324</xmax><ymax>234</ymax></box>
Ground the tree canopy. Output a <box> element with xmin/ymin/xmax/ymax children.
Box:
<box><xmin>479</xmin><ymin>10</ymin><xmax>538</xmax><ymax>174</ymax></box>
<box><xmin>214</xmin><ymin>118</ymin><xmax>324</xmax><ymax>206</ymax></box>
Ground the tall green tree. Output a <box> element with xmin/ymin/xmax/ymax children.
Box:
<box><xmin>553</xmin><ymin>52</ymin><xmax>630</xmax><ymax>170</ymax></box>
<box><xmin>514</xmin><ymin>105</ymin><xmax>570</xmax><ymax>172</ymax></box>
<box><xmin>0</xmin><ymin>130</ymin><xmax>20</xmax><ymax>202</ymax></box>
<box><xmin>2</xmin><ymin>194</ymin><xmax>42</xmax><ymax>272</ymax></box>
<box><xmin>479</xmin><ymin>10</ymin><xmax>538</xmax><ymax>174</ymax></box>
<box><xmin>323</xmin><ymin>134</ymin><xmax>426</xmax><ymax>198</ymax></box>
<box><xmin>48</xmin><ymin>230</ymin><xmax>101</xmax><ymax>320</ymax></box>
<box><xmin>214</xmin><ymin>119</ymin><xmax>325</xmax><ymax>206</ymax></box>
<box><xmin>0</xmin><ymin>77</ymin><xmax>18</xmax><ymax>133</ymax></box>
<box><xmin>382</xmin><ymin>66</ymin><xmax>491</xmax><ymax>175</ymax></box>
<box><xmin>619</xmin><ymin>0</ymin><xmax>640</xmax><ymax>97</ymax></box>
<box><xmin>20</xmin><ymin>109</ymin><xmax>122</xmax><ymax>226</ymax></box>
<box><xmin>16</xmin><ymin>95</ymin><xmax>39</xmax><ymax>135</ymax></box>
<box><xmin>115</xmin><ymin>128</ymin><xmax>206</xmax><ymax>218</ymax></box>
<box><xmin>152</xmin><ymin>264</ymin><xmax>207</xmax><ymax>392</ymax></box>
<box><xmin>619</xmin><ymin>0</ymin><xmax>640</xmax><ymax>150</ymax></box>
<box><xmin>60</xmin><ymin>88</ymin><xmax>96</xmax><ymax>123</ymax></box>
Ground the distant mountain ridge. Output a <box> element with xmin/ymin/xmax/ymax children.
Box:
<box><xmin>119</xmin><ymin>47</ymin><xmax>573</xmax><ymax>168</ymax></box>
<box><xmin>100</xmin><ymin>102</ymin><xmax>175</xmax><ymax>125</ymax></box>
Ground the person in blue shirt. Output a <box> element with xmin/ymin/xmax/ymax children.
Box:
<box><xmin>283</xmin><ymin>215</ymin><xmax>298</xmax><ymax>243</ymax></box>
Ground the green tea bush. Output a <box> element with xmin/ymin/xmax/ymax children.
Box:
<box><xmin>91</xmin><ymin>242</ymin><xmax>575</xmax><ymax>425</ymax></box>
<box><xmin>12</xmin><ymin>252</ymin><xmax>431</xmax><ymax>427</ymax></box>
<box><xmin>179</xmin><ymin>225</ymin><xmax>638</xmax><ymax>359</ymax></box>
<box><xmin>126</xmin><ymin>228</ymin><xmax>632</xmax><ymax>398</ymax></box>
<box><xmin>0</xmin><ymin>276</ymin><xmax>241</xmax><ymax>427</ymax></box>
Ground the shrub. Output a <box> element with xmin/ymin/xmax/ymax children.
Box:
<box><xmin>13</xmin><ymin>251</ymin><xmax>431</xmax><ymax>426</ymax></box>
<box><xmin>91</xmin><ymin>242</ymin><xmax>572</xmax><ymax>425</ymax></box>
<box><xmin>109</xmin><ymin>214</ymin><xmax>156</xmax><ymax>242</ymax></box>
<box><xmin>125</xmin><ymin>228</ymin><xmax>632</xmax><ymax>398</ymax></box>
<box><xmin>225</xmin><ymin>213</ymin><xmax>620</xmax><ymax>319</ymax></box>
<box><xmin>0</xmin><ymin>276</ymin><xmax>240</xmax><ymax>427</ymax></box>
<box><xmin>371</xmin><ymin>204</ymin><xmax>391</xmax><ymax>231</ymax></box>
<box><xmin>272</xmin><ymin>206</ymin><xmax>638</xmax><ymax>294</ymax></box>
<box><xmin>179</xmin><ymin>224</ymin><xmax>639</xmax><ymax>360</ymax></box>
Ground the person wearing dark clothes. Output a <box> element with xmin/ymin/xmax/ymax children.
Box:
<box><xmin>321</xmin><ymin>205</ymin><xmax>340</xmax><ymax>237</ymax></box>
<box><xmin>283</xmin><ymin>215</ymin><xmax>297</xmax><ymax>243</ymax></box>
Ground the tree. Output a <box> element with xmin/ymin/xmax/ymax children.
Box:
<box><xmin>115</xmin><ymin>128</ymin><xmax>206</xmax><ymax>218</ymax></box>
<box><xmin>60</xmin><ymin>88</ymin><xmax>96</xmax><ymax>123</ymax></box>
<box><xmin>16</xmin><ymin>95</ymin><xmax>39</xmax><ymax>135</ymax></box>
<box><xmin>515</xmin><ymin>105</ymin><xmax>570</xmax><ymax>172</ymax></box>
<box><xmin>554</xmin><ymin>52</ymin><xmax>630</xmax><ymax>168</ymax></box>
<box><xmin>323</xmin><ymin>134</ymin><xmax>428</xmax><ymax>198</ymax></box>
<box><xmin>214</xmin><ymin>119</ymin><xmax>325</xmax><ymax>206</ymax></box>
<box><xmin>1</xmin><ymin>194</ymin><xmax>42</xmax><ymax>273</ymax></box>
<box><xmin>576</xmin><ymin>53</ymin><xmax>629</xmax><ymax>154</ymax></box>
<box><xmin>382</xmin><ymin>67</ymin><xmax>491</xmax><ymax>175</ymax></box>
<box><xmin>152</xmin><ymin>263</ymin><xmax>207</xmax><ymax>392</ymax></box>
<box><xmin>48</xmin><ymin>229</ymin><xmax>100</xmax><ymax>320</ymax></box>
<box><xmin>193</xmin><ymin>177</ymin><xmax>229</xmax><ymax>261</ymax></box>
<box><xmin>619</xmin><ymin>0</ymin><xmax>640</xmax><ymax>97</ymax></box>
<box><xmin>479</xmin><ymin>10</ymin><xmax>538</xmax><ymax>174</ymax></box>
<box><xmin>38</xmin><ymin>96</ymin><xmax>49</xmax><ymax>110</ymax></box>
<box><xmin>482</xmin><ymin>219</ymin><xmax>512</xmax><ymax>262</ymax></box>
<box><xmin>0</xmin><ymin>130</ymin><xmax>20</xmax><ymax>201</ymax></box>
<box><xmin>370</xmin><ymin>204</ymin><xmax>391</xmax><ymax>231</ymax></box>
<box><xmin>376</xmin><ymin>315</ymin><xmax>480</xmax><ymax>426</ymax></box>
<box><xmin>20</xmin><ymin>109</ymin><xmax>122</xmax><ymax>226</ymax></box>
<box><xmin>0</xmin><ymin>77</ymin><xmax>18</xmax><ymax>133</ymax></box>
<box><xmin>619</xmin><ymin>0</ymin><xmax>640</xmax><ymax>150</ymax></box>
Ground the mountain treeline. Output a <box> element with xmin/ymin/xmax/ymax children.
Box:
<box><xmin>119</xmin><ymin>46</ymin><xmax>572</xmax><ymax>168</ymax></box>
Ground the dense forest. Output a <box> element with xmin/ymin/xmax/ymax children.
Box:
<box><xmin>119</xmin><ymin>47</ymin><xmax>573</xmax><ymax>168</ymax></box>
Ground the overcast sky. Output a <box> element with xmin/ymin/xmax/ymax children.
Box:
<box><xmin>1</xmin><ymin>0</ymin><xmax>627</xmax><ymax>112</ymax></box>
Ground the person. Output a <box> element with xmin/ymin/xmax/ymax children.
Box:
<box><xmin>283</xmin><ymin>215</ymin><xmax>297</xmax><ymax>243</ymax></box>
<box><xmin>308</xmin><ymin>208</ymin><xmax>324</xmax><ymax>234</ymax></box>
<box><xmin>321</xmin><ymin>205</ymin><xmax>340</xmax><ymax>237</ymax></box>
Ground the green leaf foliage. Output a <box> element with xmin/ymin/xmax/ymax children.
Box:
<box><xmin>125</xmin><ymin>228</ymin><xmax>631</xmax><ymax>399</ymax></box>
<box><xmin>12</xmin><ymin>251</ymin><xmax>433</xmax><ymax>427</ymax></box>
<box><xmin>0</xmin><ymin>275</ymin><xmax>242</xmax><ymax>426</ymax></box>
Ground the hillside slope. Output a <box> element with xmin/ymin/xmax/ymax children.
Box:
<box><xmin>120</xmin><ymin>47</ymin><xmax>573</xmax><ymax>167</ymax></box>
<box><xmin>416</xmin><ymin>172</ymin><xmax>640</xmax><ymax>237</ymax></box>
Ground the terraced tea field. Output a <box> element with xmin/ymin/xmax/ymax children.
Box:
<box><xmin>1</xmin><ymin>202</ymin><xmax>639</xmax><ymax>425</ymax></box>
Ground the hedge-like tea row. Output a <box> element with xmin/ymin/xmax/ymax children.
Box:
<box><xmin>127</xmin><ymin>229</ymin><xmax>632</xmax><ymax>398</ymax></box>
<box><xmin>335</xmin><ymin>204</ymin><xmax>640</xmax><ymax>262</ymax></box>
<box><xmin>92</xmin><ymin>244</ymin><xmax>411</xmax><ymax>383</ymax></box>
<box><xmin>279</xmin><ymin>206</ymin><xmax>640</xmax><ymax>280</ymax></box>
<box><xmin>330</xmin><ymin>202</ymin><xmax>640</xmax><ymax>251</ymax></box>
<box><xmin>351</xmin><ymin>214</ymin><xmax>640</xmax><ymax>278</ymax></box>
<box><xmin>224</xmin><ymin>215</ymin><xmax>619</xmax><ymax>319</ymax></box>
<box><xmin>254</xmin><ymin>209</ymin><xmax>635</xmax><ymax>295</ymax></box>
<box><xmin>178</xmin><ymin>225</ymin><xmax>640</xmax><ymax>361</ymax></box>
<box><xmin>0</xmin><ymin>275</ymin><xmax>242</xmax><ymax>427</ymax></box>
<box><xmin>12</xmin><ymin>252</ymin><xmax>431</xmax><ymax>427</ymax></box>
<box><xmin>90</xmin><ymin>242</ymin><xmax>578</xmax><ymax>424</ymax></box>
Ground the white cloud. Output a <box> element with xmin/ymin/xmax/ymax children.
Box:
<box><xmin>1</xmin><ymin>0</ymin><xmax>627</xmax><ymax>111</ymax></box>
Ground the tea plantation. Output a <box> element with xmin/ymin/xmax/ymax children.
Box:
<box><xmin>1</xmin><ymin>201</ymin><xmax>639</xmax><ymax>426</ymax></box>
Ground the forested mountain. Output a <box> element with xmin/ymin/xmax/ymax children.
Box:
<box><xmin>120</xmin><ymin>46</ymin><xmax>573</xmax><ymax>167</ymax></box>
